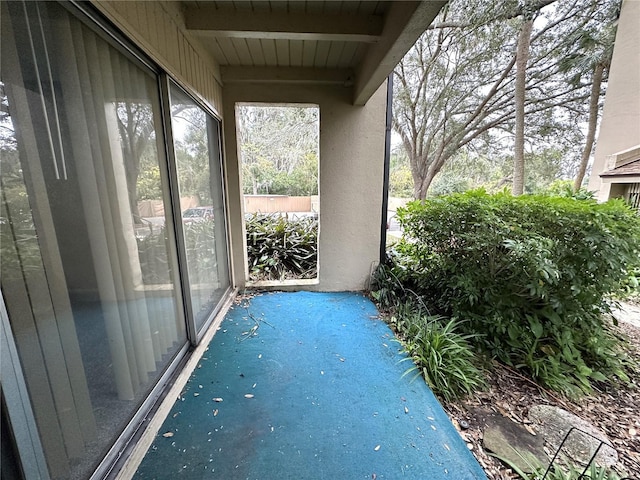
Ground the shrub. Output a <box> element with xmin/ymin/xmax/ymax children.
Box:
<box><xmin>389</xmin><ymin>190</ymin><xmax>640</xmax><ymax>396</ymax></box>
<box><xmin>245</xmin><ymin>213</ymin><xmax>317</xmax><ymax>281</ymax></box>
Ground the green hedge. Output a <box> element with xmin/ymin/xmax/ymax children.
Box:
<box><xmin>382</xmin><ymin>190</ymin><xmax>640</xmax><ymax>396</ymax></box>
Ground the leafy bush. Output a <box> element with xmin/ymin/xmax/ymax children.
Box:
<box><xmin>387</xmin><ymin>190</ymin><xmax>640</xmax><ymax>396</ymax></box>
<box><xmin>245</xmin><ymin>213</ymin><xmax>317</xmax><ymax>281</ymax></box>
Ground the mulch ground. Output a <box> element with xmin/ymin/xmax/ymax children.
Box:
<box><xmin>442</xmin><ymin>315</ymin><xmax>640</xmax><ymax>479</ymax></box>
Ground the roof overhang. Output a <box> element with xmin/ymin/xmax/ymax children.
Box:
<box><xmin>182</xmin><ymin>1</ymin><xmax>447</xmax><ymax>105</ymax></box>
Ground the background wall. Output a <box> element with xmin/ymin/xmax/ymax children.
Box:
<box><xmin>223</xmin><ymin>82</ymin><xmax>388</xmax><ymax>291</ymax></box>
<box><xmin>588</xmin><ymin>0</ymin><xmax>640</xmax><ymax>200</ymax></box>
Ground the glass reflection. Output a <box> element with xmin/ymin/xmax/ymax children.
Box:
<box><xmin>170</xmin><ymin>85</ymin><xmax>230</xmax><ymax>331</ymax></box>
<box><xmin>1</xmin><ymin>3</ymin><xmax>185</xmax><ymax>479</ymax></box>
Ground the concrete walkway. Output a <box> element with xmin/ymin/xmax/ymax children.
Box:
<box><xmin>134</xmin><ymin>291</ymin><xmax>486</xmax><ymax>479</ymax></box>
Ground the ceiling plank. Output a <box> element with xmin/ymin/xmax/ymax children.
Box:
<box><xmin>314</xmin><ymin>41</ymin><xmax>331</xmax><ymax>68</ymax></box>
<box><xmin>231</xmin><ymin>38</ymin><xmax>253</xmax><ymax>65</ymax></box>
<box><xmin>221</xmin><ymin>65</ymin><xmax>353</xmax><ymax>85</ymax></box>
<box><xmin>275</xmin><ymin>39</ymin><xmax>290</xmax><ymax>66</ymax></box>
<box><xmin>184</xmin><ymin>7</ymin><xmax>383</xmax><ymax>43</ymax></box>
<box><xmin>261</xmin><ymin>38</ymin><xmax>278</xmax><ymax>66</ymax></box>
<box><xmin>353</xmin><ymin>0</ymin><xmax>446</xmax><ymax>105</ymax></box>
<box><xmin>246</xmin><ymin>38</ymin><xmax>266</xmax><ymax>66</ymax></box>
<box><xmin>289</xmin><ymin>40</ymin><xmax>304</xmax><ymax>67</ymax></box>
<box><xmin>302</xmin><ymin>40</ymin><xmax>316</xmax><ymax>67</ymax></box>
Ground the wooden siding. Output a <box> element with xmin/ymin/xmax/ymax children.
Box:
<box><xmin>93</xmin><ymin>1</ymin><xmax>224</xmax><ymax>116</ymax></box>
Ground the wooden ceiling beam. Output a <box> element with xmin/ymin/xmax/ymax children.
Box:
<box><xmin>185</xmin><ymin>7</ymin><xmax>383</xmax><ymax>43</ymax></box>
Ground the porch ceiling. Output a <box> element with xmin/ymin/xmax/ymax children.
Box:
<box><xmin>181</xmin><ymin>0</ymin><xmax>447</xmax><ymax>105</ymax></box>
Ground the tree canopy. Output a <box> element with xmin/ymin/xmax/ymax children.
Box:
<box><xmin>393</xmin><ymin>0</ymin><xmax>620</xmax><ymax>199</ymax></box>
<box><xmin>236</xmin><ymin>105</ymin><xmax>319</xmax><ymax>196</ymax></box>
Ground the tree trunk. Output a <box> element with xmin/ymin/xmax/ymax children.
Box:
<box><xmin>411</xmin><ymin>161</ymin><xmax>440</xmax><ymax>200</ymax></box>
<box><xmin>512</xmin><ymin>19</ymin><xmax>533</xmax><ymax>196</ymax></box>
<box><xmin>574</xmin><ymin>63</ymin><xmax>604</xmax><ymax>191</ymax></box>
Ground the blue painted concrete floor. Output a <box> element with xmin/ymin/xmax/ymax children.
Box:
<box><xmin>134</xmin><ymin>291</ymin><xmax>487</xmax><ymax>479</ymax></box>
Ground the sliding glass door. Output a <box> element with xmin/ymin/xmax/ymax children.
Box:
<box><xmin>168</xmin><ymin>85</ymin><xmax>230</xmax><ymax>333</ymax></box>
<box><xmin>0</xmin><ymin>2</ymin><xmax>230</xmax><ymax>479</ymax></box>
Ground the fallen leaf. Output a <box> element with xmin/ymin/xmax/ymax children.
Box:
<box><xmin>163</xmin><ymin>432</ymin><xmax>174</xmax><ymax>438</ymax></box>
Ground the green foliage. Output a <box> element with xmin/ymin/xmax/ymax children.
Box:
<box><xmin>372</xmin><ymin>264</ymin><xmax>486</xmax><ymax>401</ymax></box>
<box><xmin>238</xmin><ymin>106</ymin><xmax>319</xmax><ymax>196</ymax></box>
<box><xmin>619</xmin><ymin>265</ymin><xmax>640</xmax><ymax>301</ymax></box>
<box><xmin>137</xmin><ymin>229</ymin><xmax>171</xmax><ymax>284</ymax></box>
<box><xmin>183</xmin><ymin>219</ymin><xmax>218</xmax><ymax>277</ymax></box>
<box><xmin>389</xmin><ymin>152</ymin><xmax>414</xmax><ymax>198</ymax></box>
<box><xmin>390</xmin><ymin>190</ymin><xmax>640</xmax><ymax>396</ymax></box>
<box><xmin>429</xmin><ymin>148</ymin><xmax>577</xmax><ymax>198</ymax></box>
<box><xmin>491</xmin><ymin>447</ymin><xmax>623</xmax><ymax>480</ymax></box>
<box><xmin>398</xmin><ymin>314</ymin><xmax>487</xmax><ymax>402</ymax></box>
<box><xmin>245</xmin><ymin>214</ymin><xmax>317</xmax><ymax>281</ymax></box>
<box><xmin>393</xmin><ymin>0</ymin><xmax>620</xmax><ymax>197</ymax></box>
<box><xmin>136</xmin><ymin>163</ymin><xmax>162</xmax><ymax>200</ymax></box>
<box><xmin>532</xmin><ymin>463</ymin><xmax>623</xmax><ymax>480</ymax></box>
<box><xmin>538</xmin><ymin>180</ymin><xmax>595</xmax><ymax>200</ymax></box>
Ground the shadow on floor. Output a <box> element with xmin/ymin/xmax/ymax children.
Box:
<box><xmin>134</xmin><ymin>291</ymin><xmax>486</xmax><ymax>479</ymax></box>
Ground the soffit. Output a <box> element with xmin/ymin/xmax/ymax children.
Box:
<box><xmin>180</xmin><ymin>0</ymin><xmax>446</xmax><ymax>105</ymax></box>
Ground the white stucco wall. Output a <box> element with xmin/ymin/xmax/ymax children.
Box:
<box><xmin>223</xmin><ymin>82</ymin><xmax>388</xmax><ymax>291</ymax></box>
<box><xmin>588</xmin><ymin>0</ymin><xmax>640</xmax><ymax>200</ymax></box>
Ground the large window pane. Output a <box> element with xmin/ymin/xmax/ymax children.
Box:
<box><xmin>1</xmin><ymin>3</ymin><xmax>186</xmax><ymax>479</ymax></box>
<box><xmin>170</xmin><ymin>85</ymin><xmax>230</xmax><ymax>331</ymax></box>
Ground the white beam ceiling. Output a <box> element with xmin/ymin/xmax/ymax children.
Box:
<box><xmin>185</xmin><ymin>8</ymin><xmax>384</xmax><ymax>43</ymax></box>
<box><xmin>183</xmin><ymin>1</ymin><xmax>447</xmax><ymax>105</ymax></box>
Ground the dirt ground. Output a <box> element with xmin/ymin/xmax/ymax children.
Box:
<box><xmin>443</xmin><ymin>311</ymin><xmax>640</xmax><ymax>479</ymax></box>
